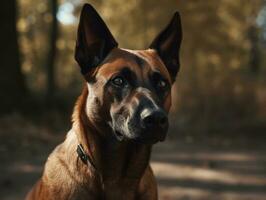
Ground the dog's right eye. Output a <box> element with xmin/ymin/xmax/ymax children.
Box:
<box><xmin>111</xmin><ymin>76</ymin><xmax>126</xmax><ymax>87</ymax></box>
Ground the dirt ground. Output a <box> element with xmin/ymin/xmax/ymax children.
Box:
<box><xmin>0</xmin><ymin>114</ymin><xmax>266</xmax><ymax>200</ymax></box>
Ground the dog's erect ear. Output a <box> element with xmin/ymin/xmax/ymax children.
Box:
<box><xmin>149</xmin><ymin>12</ymin><xmax>182</xmax><ymax>82</ymax></box>
<box><xmin>75</xmin><ymin>4</ymin><xmax>118</xmax><ymax>75</ymax></box>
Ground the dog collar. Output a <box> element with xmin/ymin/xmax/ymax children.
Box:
<box><xmin>77</xmin><ymin>144</ymin><xmax>96</xmax><ymax>170</ymax></box>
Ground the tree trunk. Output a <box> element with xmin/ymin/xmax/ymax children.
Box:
<box><xmin>248</xmin><ymin>24</ymin><xmax>260</xmax><ymax>75</ymax></box>
<box><xmin>46</xmin><ymin>0</ymin><xmax>58</xmax><ymax>106</ymax></box>
<box><xmin>0</xmin><ymin>0</ymin><xmax>27</xmax><ymax>114</ymax></box>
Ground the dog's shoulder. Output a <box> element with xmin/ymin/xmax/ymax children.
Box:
<box><xmin>44</xmin><ymin>130</ymin><xmax>78</xmax><ymax>175</ymax></box>
<box><xmin>42</xmin><ymin>131</ymin><xmax>77</xmax><ymax>184</ymax></box>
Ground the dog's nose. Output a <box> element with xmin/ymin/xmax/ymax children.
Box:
<box><xmin>141</xmin><ymin>109</ymin><xmax>168</xmax><ymax>130</ymax></box>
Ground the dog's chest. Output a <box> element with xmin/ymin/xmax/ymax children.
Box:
<box><xmin>102</xmin><ymin>179</ymin><xmax>139</xmax><ymax>200</ymax></box>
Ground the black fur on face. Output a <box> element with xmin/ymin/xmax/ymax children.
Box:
<box><xmin>86</xmin><ymin>50</ymin><xmax>171</xmax><ymax>144</ymax></box>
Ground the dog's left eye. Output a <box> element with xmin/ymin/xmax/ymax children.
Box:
<box><xmin>111</xmin><ymin>76</ymin><xmax>125</xmax><ymax>87</ymax></box>
<box><xmin>157</xmin><ymin>79</ymin><xmax>168</xmax><ymax>90</ymax></box>
<box><xmin>158</xmin><ymin>80</ymin><xmax>167</xmax><ymax>88</ymax></box>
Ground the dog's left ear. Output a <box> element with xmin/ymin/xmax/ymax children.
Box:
<box><xmin>75</xmin><ymin>4</ymin><xmax>118</xmax><ymax>75</ymax></box>
<box><xmin>150</xmin><ymin>12</ymin><xmax>182</xmax><ymax>82</ymax></box>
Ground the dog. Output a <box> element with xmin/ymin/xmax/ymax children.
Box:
<box><xmin>26</xmin><ymin>3</ymin><xmax>182</xmax><ymax>200</ymax></box>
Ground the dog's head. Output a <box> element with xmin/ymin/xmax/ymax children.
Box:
<box><xmin>75</xmin><ymin>4</ymin><xmax>182</xmax><ymax>144</ymax></box>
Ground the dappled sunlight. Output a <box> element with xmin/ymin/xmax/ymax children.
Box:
<box><xmin>151</xmin><ymin>161</ymin><xmax>266</xmax><ymax>185</ymax></box>
<box><xmin>154</xmin><ymin>150</ymin><xmax>266</xmax><ymax>162</ymax></box>
<box><xmin>151</xmin><ymin>141</ymin><xmax>266</xmax><ymax>200</ymax></box>
<box><xmin>158</xmin><ymin>186</ymin><xmax>266</xmax><ymax>200</ymax></box>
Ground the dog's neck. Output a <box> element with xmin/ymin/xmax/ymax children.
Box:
<box><xmin>72</xmin><ymin>86</ymin><xmax>152</xmax><ymax>191</ymax></box>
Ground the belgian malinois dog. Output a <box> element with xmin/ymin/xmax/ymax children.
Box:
<box><xmin>26</xmin><ymin>3</ymin><xmax>182</xmax><ymax>200</ymax></box>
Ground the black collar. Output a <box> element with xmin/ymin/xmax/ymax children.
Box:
<box><xmin>77</xmin><ymin>144</ymin><xmax>96</xmax><ymax>170</ymax></box>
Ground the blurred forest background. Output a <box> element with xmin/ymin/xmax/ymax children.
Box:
<box><xmin>1</xmin><ymin>0</ymin><xmax>266</xmax><ymax>200</ymax></box>
<box><xmin>1</xmin><ymin>0</ymin><xmax>266</xmax><ymax>135</ymax></box>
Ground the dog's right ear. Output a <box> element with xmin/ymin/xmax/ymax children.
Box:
<box><xmin>149</xmin><ymin>12</ymin><xmax>182</xmax><ymax>83</ymax></box>
<box><xmin>75</xmin><ymin>4</ymin><xmax>118</xmax><ymax>76</ymax></box>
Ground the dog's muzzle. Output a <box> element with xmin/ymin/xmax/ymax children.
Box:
<box><xmin>138</xmin><ymin>108</ymin><xmax>168</xmax><ymax>144</ymax></box>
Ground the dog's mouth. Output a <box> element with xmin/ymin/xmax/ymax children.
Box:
<box><xmin>114</xmin><ymin>129</ymin><xmax>166</xmax><ymax>144</ymax></box>
<box><xmin>114</xmin><ymin>130</ymin><xmax>124</xmax><ymax>141</ymax></box>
